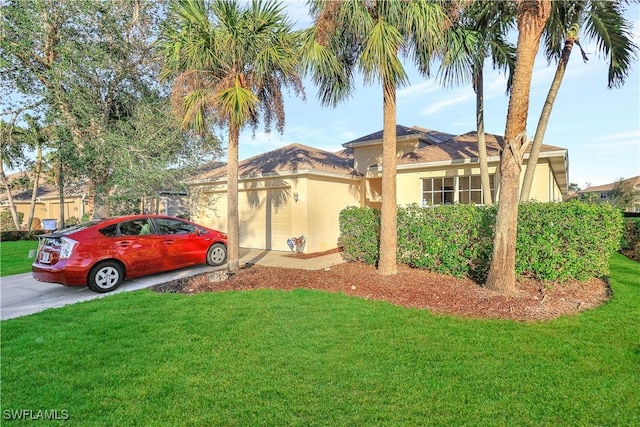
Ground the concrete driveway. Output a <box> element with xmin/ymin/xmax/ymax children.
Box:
<box><xmin>0</xmin><ymin>264</ymin><xmax>220</xmax><ymax>321</ymax></box>
<box><xmin>0</xmin><ymin>248</ymin><xmax>345</xmax><ymax>321</ymax></box>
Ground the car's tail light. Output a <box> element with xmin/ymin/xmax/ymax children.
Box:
<box><xmin>59</xmin><ymin>237</ymin><xmax>78</xmax><ymax>259</ymax></box>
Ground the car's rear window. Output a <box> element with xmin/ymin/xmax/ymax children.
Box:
<box><xmin>55</xmin><ymin>220</ymin><xmax>102</xmax><ymax>235</ymax></box>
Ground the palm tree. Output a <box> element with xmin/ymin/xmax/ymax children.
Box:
<box><xmin>437</xmin><ymin>1</ymin><xmax>517</xmax><ymax>205</ymax></box>
<box><xmin>20</xmin><ymin>115</ymin><xmax>53</xmax><ymax>231</ymax></box>
<box><xmin>303</xmin><ymin>0</ymin><xmax>449</xmax><ymax>275</ymax></box>
<box><xmin>485</xmin><ymin>0</ymin><xmax>552</xmax><ymax>294</ymax></box>
<box><xmin>159</xmin><ymin>0</ymin><xmax>304</xmax><ymax>273</ymax></box>
<box><xmin>0</xmin><ymin>120</ymin><xmax>25</xmax><ymax>230</ymax></box>
<box><xmin>520</xmin><ymin>0</ymin><xmax>638</xmax><ymax>202</ymax></box>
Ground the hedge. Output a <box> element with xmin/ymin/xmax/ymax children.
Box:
<box><xmin>339</xmin><ymin>201</ymin><xmax>624</xmax><ymax>283</ymax></box>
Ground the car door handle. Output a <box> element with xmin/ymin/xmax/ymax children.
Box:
<box><xmin>163</xmin><ymin>240</ymin><xmax>174</xmax><ymax>245</ymax></box>
<box><xmin>117</xmin><ymin>241</ymin><xmax>132</xmax><ymax>247</ymax></box>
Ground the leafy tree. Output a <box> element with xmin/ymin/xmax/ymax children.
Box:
<box><xmin>520</xmin><ymin>0</ymin><xmax>638</xmax><ymax>201</ymax></box>
<box><xmin>568</xmin><ymin>182</ymin><xmax>581</xmax><ymax>192</ymax></box>
<box><xmin>609</xmin><ymin>177</ymin><xmax>640</xmax><ymax>211</ymax></box>
<box><xmin>2</xmin><ymin>0</ymin><xmax>211</xmax><ymax>218</ymax></box>
<box><xmin>159</xmin><ymin>0</ymin><xmax>304</xmax><ymax>273</ymax></box>
<box><xmin>485</xmin><ymin>0</ymin><xmax>552</xmax><ymax>294</ymax></box>
<box><xmin>438</xmin><ymin>1</ymin><xmax>517</xmax><ymax>205</ymax></box>
<box><xmin>303</xmin><ymin>0</ymin><xmax>449</xmax><ymax>275</ymax></box>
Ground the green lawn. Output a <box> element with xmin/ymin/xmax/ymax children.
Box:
<box><xmin>1</xmin><ymin>254</ymin><xmax>639</xmax><ymax>426</ymax></box>
<box><xmin>0</xmin><ymin>240</ymin><xmax>39</xmax><ymax>276</ymax></box>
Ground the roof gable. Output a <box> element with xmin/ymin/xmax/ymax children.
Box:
<box><xmin>191</xmin><ymin>143</ymin><xmax>358</xmax><ymax>181</ymax></box>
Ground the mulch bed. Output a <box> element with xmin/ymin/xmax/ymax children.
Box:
<box><xmin>152</xmin><ymin>251</ymin><xmax>618</xmax><ymax>322</ymax></box>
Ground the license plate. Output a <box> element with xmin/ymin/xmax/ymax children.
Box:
<box><xmin>40</xmin><ymin>252</ymin><xmax>51</xmax><ymax>264</ymax></box>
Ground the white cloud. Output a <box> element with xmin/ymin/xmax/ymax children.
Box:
<box><xmin>397</xmin><ymin>80</ymin><xmax>439</xmax><ymax>101</ymax></box>
<box><xmin>419</xmin><ymin>89</ymin><xmax>474</xmax><ymax>116</ymax></box>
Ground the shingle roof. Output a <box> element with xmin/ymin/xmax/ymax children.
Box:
<box><xmin>0</xmin><ymin>173</ymin><xmax>88</xmax><ymax>203</ymax></box>
<box><xmin>191</xmin><ymin>143</ymin><xmax>359</xmax><ymax>182</ymax></box>
<box><xmin>343</xmin><ymin>125</ymin><xmax>456</xmax><ymax>146</ymax></box>
<box><xmin>394</xmin><ymin>131</ymin><xmax>565</xmax><ymax>166</ymax></box>
<box><xmin>579</xmin><ymin>175</ymin><xmax>640</xmax><ymax>193</ymax></box>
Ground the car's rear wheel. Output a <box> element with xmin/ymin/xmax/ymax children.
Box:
<box><xmin>87</xmin><ymin>261</ymin><xmax>124</xmax><ymax>293</ymax></box>
<box><xmin>207</xmin><ymin>243</ymin><xmax>227</xmax><ymax>266</ymax></box>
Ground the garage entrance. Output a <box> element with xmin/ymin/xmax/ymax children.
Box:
<box><xmin>238</xmin><ymin>186</ymin><xmax>292</xmax><ymax>251</ymax></box>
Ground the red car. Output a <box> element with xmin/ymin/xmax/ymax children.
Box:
<box><xmin>32</xmin><ymin>215</ymin><xmax>228</xmax><ymax>293</ymax></box>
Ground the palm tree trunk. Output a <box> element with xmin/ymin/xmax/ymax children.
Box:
<box><xmin>520</xmin><ymin>38</ymin><xmax>573</xmax><ymax>202</ymax></box>
<box><xmin>27</xmin><ymin>145</ymin><xmax>43</xmax><ymax>231</ymax></box>
<box><xmin>227</xmin><ymin>121</ymin><xmax>240</xmax><ymax>274</ymax></box>
<box><xmin>474</xmin><ymin>65</ymin><xmax>493</xmax><ymax>204</ymax></box>
<box><xmin>58</xmin><ymin>151</ymin><xmax>65</xmax><ymax>228</ymax></box>
<box><xmin>378</xmin><ymin>80</ymin><xmax>398</xmax><ymax>276</ymax></box>
<box><xmin>0</xmin><ymin>164</ymin><xmax>21</xmax><ymax>230</ymax></box>
<box><xmin>485</xmin><ymin>0</ymin><xmax>550</xmax><ymax>294</ymax></box>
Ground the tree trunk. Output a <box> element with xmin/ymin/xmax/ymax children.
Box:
<box><xmin>474</xmin><ymin>65</ymin><xmax>492</xmax><ymax>204</ymax></box>
<box><xmin>485</xmin><ymin>0</ymin><xmax>551</xmax><ymax>294</ymax></box>
<box><xmin>90</xmin><ymin>176</ymin><xmax>110</xmax><ymax>219</ymax></box>
<box><xmin>27</xmin><ymin>145</ymin><xmax>43</xmax><ymax>231</ymax></box>
<box><xmin>378</xmin><ymin>80</ymin><xmax>398</xmax><ymax>276</ymax></box>
<box><xmin>520</xmin><ymin>38</ymin><xmax>574</xmax><ymax>202</ymax></box>
<box><xmin>227</xmin><ymin>121</ymin><xmax>240</xmax><ymax>274</ymax></box>
<box><xmin>58</xmin><ymin>166</ymin><xmax>65</xmax><ymax>228</ymax></box>
<box><xmin>0</xmin><ymin>164</ymin><xmax>21</xmax><ymax>230</ymax></box>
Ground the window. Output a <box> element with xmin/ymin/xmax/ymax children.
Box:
<box><xmin>458</xmin><ymin>175</ymin><xmax>495</xmax><ymax>205</ymax></box>
<box><xmin>422</xmin><ymin>175</ymin><xmax>495</xmax><ymax>206</ymax></box>
<box><xmin>600</xmin><ymin>192</ymin><xmax>608</xmax><ymax>199</ymax></box>
<box><xmin>116</xmin><ymin>219</ymin><xmax>151</xmax><ymax>236</ymax></box>
<box><xmin>155</xmin><ymin>218</ymin><xmax>196</xmax><ymax>235</ymax></box>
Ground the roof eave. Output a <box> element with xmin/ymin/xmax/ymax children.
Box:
<box><xmin>187</xmin><ymin>169</ymin><xmax>362</xmax><ymax>186</ymax></box>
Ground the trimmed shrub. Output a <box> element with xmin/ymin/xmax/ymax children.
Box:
<box><xmin>340</xmin><ymin>201</ymin><xmax>623</xmax><ymax>283</ymax></box>
<box><xmin>621</xmin><ymin>217</ymin><xmax>640</xmax><ymax>262</ymax></box>
<box><xmin>1</xmin><ymin>211</ymin><xmax>24</xmax><ymax>231</ymax></box>
<box><xmin>516</xmin><ymin>202</ymin><xmax>623</xmax><ymax>281</ymax></box>
<box><xmin>339</xmin><ymin>206</ymin><xmax>380</xmax><ymax>265</ymax></box>
<box><xmin>397</xmin><ymin>204</ymin><xmax>494</xmax><ymax>279</ymax></box>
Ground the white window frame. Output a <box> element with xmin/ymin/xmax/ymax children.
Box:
<box><xmin>422</xmin><ymin>175</ymin><xmax>495</xmax><ymax>206</ymax></box>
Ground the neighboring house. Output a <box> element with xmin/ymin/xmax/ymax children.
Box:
<box><xmin>0</xmin><ymin>178</ymin><xmax>89</xmax><ymax>229</ymax></box>
<box><xmin>1</xmin><ymin>172</ymin><xmax>193</xmax><ymax>229</ymax></box>
<box><xmin>578</xmin><ymin>176</ymin><xmax>640</xmax><ymax>212</ymax></box>
<box><xmin>188</xmin><ymin>125</ymin><xmax>569</xmax><ymax>253</ymax></box>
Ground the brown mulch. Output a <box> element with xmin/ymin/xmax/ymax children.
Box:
<box><xmin>153</xmin><ymin>252</ymin><xmax>614</xmax><ymax>322</ymax></box>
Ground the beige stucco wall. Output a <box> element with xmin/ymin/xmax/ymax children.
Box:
<box><xmin>305</xmin><ymin>175</ymin><xmax>363</xmax><ymax>252</ymax></box>
<box><xmin>190</xmin><ymin>173</ymin><xmax>362</xmax><ymax>253</ymax></box>
<box><xmin>521</xmin><ymin>161</ymin><xmax>563</xmax><ymax>202</ymax></box>
<box><xmin>352</xmin><ymin>139</ymin><xmax>420</xmax><ymax>173</ymax></box>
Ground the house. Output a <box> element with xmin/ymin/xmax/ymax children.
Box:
<box><xmin>188</xmin><ymin>125</ymin><xmax>569</xmax><ymax>253</ymax></box>
<box><xmin>578</xmin><ymin>176</ymin><xmax>640</xmax><ymax>212</ymax></box>
<box><xmin>0</xmin><ymin>172</ymin><xmax>194</xmax><ymax>229</ymax></box>
<box><xmin>0</xmin><ymin>177</ymin><xmax>88</xmax><ymax>229</ymax></box>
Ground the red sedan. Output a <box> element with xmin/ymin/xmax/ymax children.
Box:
<box><xmin>32</xmin><ymin>215</ymin><xmax>228</xmax><ymax>293</ymax></box>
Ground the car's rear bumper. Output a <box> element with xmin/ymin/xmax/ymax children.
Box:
<box><xmin>32</xmin><ymin>261</ymin><xmax>88</xmax><ymax>287</ymax></box>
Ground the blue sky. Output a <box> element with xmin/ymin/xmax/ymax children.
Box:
<box><xmin>237</xmin><ymin>1</ymin><xmax>640</xmax><ymax>189</ymax></box>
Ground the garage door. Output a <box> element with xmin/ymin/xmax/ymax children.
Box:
<box><xmin>238</xmin><ymin>187</ymin><xmax>291</xmax><ymax>251</ymax></box>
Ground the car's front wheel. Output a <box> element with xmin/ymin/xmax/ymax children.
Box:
<box><xmin>87</xmin><ymin>261</ymin><xmax>124</xmax><ymax>293</ymax></box>
<box><xmin>207</xmin><ymin>243</ymin><xmax>227</xmax><ymax>266</ymax></box>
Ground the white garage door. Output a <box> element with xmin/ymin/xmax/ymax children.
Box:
<box><xmin>238</xmin><ymin>187</ymin><xmax>291</xmax><ymax>251</ymax></box>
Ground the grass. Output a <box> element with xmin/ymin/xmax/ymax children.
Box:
<box><xmin>1</xmin><ymin>254</ymin><xmax>639</xmax><ymax>426</ymax></box>
<box><xmin>0</xmin><ymin>240</ymin><xmax>39</xmax><ymax>277</ymax></box>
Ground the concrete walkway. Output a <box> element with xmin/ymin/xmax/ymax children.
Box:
<box><xmin>0</xmin><ymin>249</ymin><xmax>345</xmax><ymax>321</ymax></box>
